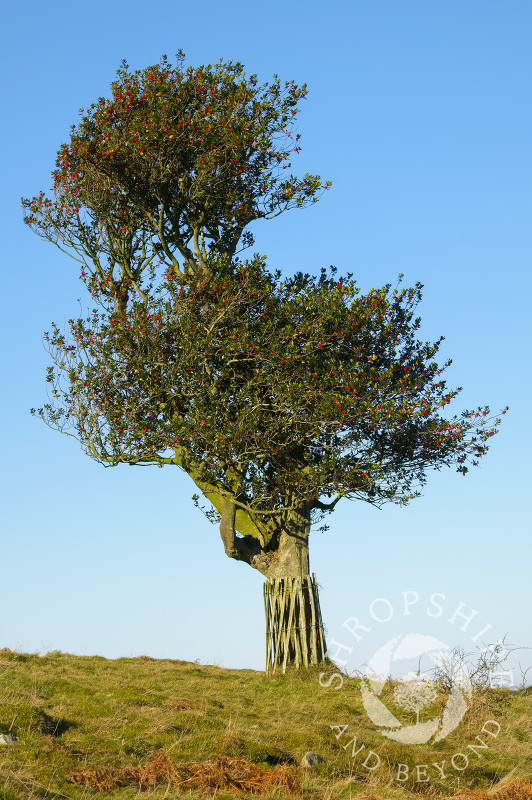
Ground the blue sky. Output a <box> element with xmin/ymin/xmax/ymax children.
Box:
<box><xmin>2</xmin><ymin>1</ymin><xmax>531</xmax><ymax>681</ymax></box>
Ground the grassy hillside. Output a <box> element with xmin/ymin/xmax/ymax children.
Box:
<box><xmin>0</xmin><ymin>648</ymin><xmax>530</xmax><ymax>799</ymax></box>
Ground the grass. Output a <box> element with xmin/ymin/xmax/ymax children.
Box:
<box><xmin>0</xmin><ymin>648</ymin><xmax>530</xmax><ymax>799</ymax></box>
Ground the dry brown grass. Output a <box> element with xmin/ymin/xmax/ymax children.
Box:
<box><xmin>493</xmin><ymin>779</ymin><xmax>532</xmax><ymax>800</ymax></box>
<box><xmin>448</xmin><ymin>790</ymin><xmax>490</xmax><ymax>800</ymax></box>
<box><xmin>68</xmin><ymin>752</ymin><xmax>301</xmax><ymax>794</ymax></box>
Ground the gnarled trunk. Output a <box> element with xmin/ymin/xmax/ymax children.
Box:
<box><xmin>219</xmin><ymin>498</ymin><xmax>327</xmax><ymax>672</ymax></box>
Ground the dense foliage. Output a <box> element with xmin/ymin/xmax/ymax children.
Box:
<box><xmin>33</xmin><ymin>256</ymin><xmax>505</xmax><ymax>542</ymax></box>
<box><xmin>24</xmin><ymin>54</ymin><xmax>506</xmax><ymax>551</ymax></box>
<box><xmin>22</xmin><ymin>52</ymin><xmax>329</xmax><ymax>306</ymax></box>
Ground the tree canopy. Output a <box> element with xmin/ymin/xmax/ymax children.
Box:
<box><xmin>23</xmin><ymin>52</ymin><xmax>329</xmax><ymax>306</ymax></box>
<box><xmin>33</xmin><ymin>256</ymin><xmax>504</xmax><ymax>554</ymax></box>
<box><xmin>24</xmin><ymin>54</ymin><xmax>506</xmax><ymax>584</ymax></box>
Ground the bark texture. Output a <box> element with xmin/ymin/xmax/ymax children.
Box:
<box><xmin>219</xmin><ymin>500</ymin><xmax>327</xmax><ymax>671</ymax></box>
<box><xmin>219</xmin><ymin>500</ymin><xmax>311</xmax><ymax>582</ymax></box>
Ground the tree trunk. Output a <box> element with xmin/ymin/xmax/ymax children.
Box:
<box><xmin>259</xmin><ymin>506</ymin><xmax>327</xmax><ymax>673</ymax></box>
<box><xmin>264</xmin><ymin>573</ymin><xmax>327</xmax><ymax>673</ymax></box>
<box><xmin>218</xmin><ymin>497</ymin><xmax>327</xmax><ymax>672</ymax></box>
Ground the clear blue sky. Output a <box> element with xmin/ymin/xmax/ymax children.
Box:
<box><xmin>2</xmin><ymin>0</ymin><xmax>531</xmax><ymax>681</ymax></box>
